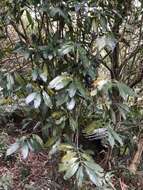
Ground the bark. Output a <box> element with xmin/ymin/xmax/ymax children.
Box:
<box><xmin>128</xmin><ymin>136</ymin><xmax>143</xmax><ymax>174</ymax></box>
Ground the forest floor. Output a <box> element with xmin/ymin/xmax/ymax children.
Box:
<box><xmin>0</xmin><ymin>119</ymin><xmax>143</xmax><ymax>190</ymax></box>
<box><xmin>0</xmin><ymin>124</ymin><xmax>75</xmax><ymax>190</ymax></box>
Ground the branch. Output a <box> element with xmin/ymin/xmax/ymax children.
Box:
<box><xmin>128</xmin><ymin>136</ymin><xmax>143</xmax><ymax>174</ymax></box>
<box><xmin>10</xmin><ymin>21</ymin><xmax>28</xmax><ymax>42</ymax></box>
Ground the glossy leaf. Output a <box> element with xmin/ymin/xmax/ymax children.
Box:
<box><xmin>6</xmin><ymin>142</ymin><xmax>20</xmax><ymax>156</ymax></box>
<box><xmin>64</xmin><ymin>162</ymin><xmax>79</xmax><ymax>180</ymax></box>
<box><xmin>26</xmin><ymin>92</ymin><xmax>37</xmax><ymax>105</ymax></box>
<box><xmin>66</xmin><ymin>98</ymin><xmax>76</xmax><ymax>110</ymax></box>
<box><xmin>34</xmin><ymin>93</ymin><xmax>41</xmax><ymax>108</ymax></box>
<box><xmin>21</xmin><ymin>142</ymin><xmax>29</xmax><ymax>159</ymax></box>
<box><xmin>42</xmin><ymin>91</ymin><xmax>52</xmax><ymax>108</ymax></box>
<box><xmin>48</xmin><ymin>75</ymin><xmax>72</xmax><ymax>90</ymax></box>
<box><xmin>76</xmin><ymin>166</ymin><xmax>84</xmax><ymax>187</ymax></box>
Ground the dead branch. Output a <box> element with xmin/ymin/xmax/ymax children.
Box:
<box><xmin>128</xmin><ymin>135</ymin><xmax>143</xmax><ymax>174</ymax></box>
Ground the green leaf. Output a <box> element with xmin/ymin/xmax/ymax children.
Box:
<box><xmin>26</xmin><ymin>10</ymin><xmax>34</xmax><ymax>28</ymax></box>
<box><xmin>49</xmin><ymin>75</ymin><xmax>72</xmax><ymax>90</ymax></box>
<box><xmin>26</xmin><ymin>92</ymin><xmax>37</xmax><ymax>104</ymax></box>
<box><xmin>49</xmin><ymin>139</ymin><xmax>61</xmax><ymax>156</ymax></box>
<box><xmin>40</xmin><ymin>64</ymin><xmax>48</xmax><ymax>82</ymax></box>
<box><xmin>40</xmin><ymin>73</ymin><xmax>47</xmax><ymax>82</ymax></box>
<box><xmin>68</xmin><ymin>84</ymin><xmax>76</xmax><ymax>98</ymax></box>
<box><xmin>14</xmin><ymin>72</ymin><xmax>25</xmax><ymax>85</ymax></box>
<box><xmin>58</xmin><ymin>42</ymin><xmax>74</xmax><ymax>56</ymax></box>
<box><xmin>29</xmin><ymin>138</ymin><xmax>42</xmax><ymax>151</ymax></box>
<box><xmin>59</xmin><ymin>157</ymin><xmax>78</xmax><ymax>172</ymax></box>
<box><xmin>32</xmin><ymin>134</ymin><xmax>44</xmax><ymax>147</ymax></box>
<box><xmin>66</xmin><ymin>98</ymin><xmax>76</xmax><ymax>110</ymax></box>
<box><xmin>42</xmin><ymin>91</ymin><xmax>52</xmax><ymax>108</ymax></box>
<box><xmin>69</xmin><ymin>116</ymin><xmax>77</xmax><ymax>132</ymax></box>
<box><xmin>23</xmin><ymin>49</ymin><xmax>31</xmax><ymax>60</ymax></box>
<box><xmin>83</xmin><ymin>120</ymin><xmax>103</xmax><ymax>135</ymax></box>
<box><xmin>62</xmin><ymin>151</ymin><xmax>77</xmax><ymax>162</ymax></box>
<box><xmin>34</xmin><ymin>93</ymin><xmax>41</xmax><ymax>108</ymax></box>
<box><xmin>59</xmin><ymin>144</ymin><xmax>74</xmax><ymax>151</ymax></box>
<box><xmin>116</xmin><ymin>82</ymin><xmax>136</xmax><ymax>99</ymax></box>
<box><xmin>59</xmin><ymin>163</ymin><xmax>68</xmax><ymax>172</ymax></box>
<box><xmin>84</xmin><ymin>161</ymin><xmax>104</xmax><ymax>174</ymax></box>
<box><xmin>21</xmin><ymin>142</ymin><xmax>29</xmax><ymax>159</ymax></box>
<box><xmin>56</xmin><ymin>93</ymin><xmax>68</xmax><ymax>106</ymax></box>
<box><xmin>26</xmin><ymin>92</ymin><xmax>41</xmax><ymax>108</ymax></box>
<box><xmin>6</xmin><ymin>73</ymin><xmax>14</xmax><ymax>90</ymax></box>
<box><xmin>85</xmin><ymin>167</ymin><xmax>102</xmax><ymax>186</ymax></box>
<box><xmin>74</xmin><ymin>79</ymin><xmax>88</xmax><ymax>98</ymax></box>
<box><xmin>117</xmin><ymin>103</ymin><xmax>130</xmax><ymax>120</ymax></box>
<box><xmin>32</xmin><ymin>69</ymin><xmax>38</xmax><ymax>81</ymax></box>
<box><xmin>107</xmin><ymin>132</ymin><xmax>115</xmax><ymax>148</ymax></box>
<box><xmin>6</xmin><ymin>142</ymin><xmax>20</xmax><ymax>156</ymax></box>
<box><xmin>64</xmin><ymin>162</ymin><xmax>79</xmax><ymax>180</ymax></box>
<box><xmin>76</xmin><ymin>166</ymin><xmax>84</xmax><ymax>187</ymax></box>
<box><xmin>108</xmin><ymin>127</ymin><xmax>123</xmax><ymax>146</ymax></box>
<box><xmin>44</xmin><ymin>136</ymin><xmax>58</xmax><ymax>148</ymax></box>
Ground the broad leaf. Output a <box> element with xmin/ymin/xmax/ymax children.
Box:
<box><xmin>42</xmin><ymin>91</ymin><xmax>52</xmax><ymax>108</ymax></box>
<box><xmin>6</xmin><ymin>142</ymin><xmax>20</xmax><ymax>156</ymax></box>
<box><xmin>76</xmin><ymin>166</ymin><xmax>84</xmax><ymax>187</ymax></box>
<box><xmin>34</xmin><ymin>93</ymin><xmax>41</xmax><ymax>108</ymax></box>
<box><xmin>48</xmin><ymin>75</ymin><xmax>72</xmax><ymax>90</ymax></box>
<box><xmin>21</xmin><ymin>142</ymin><xmax>29</xmax><ymax>159</ymax></box>
<box><xmin>64</xmin><ymin>162</ymin><xmax>79</xmax><ymax>180</ymax></box>
<box><xmin>66</xmin><ymin>98</ymin><xmax>76</xmax><ymax>110</ymax></box>
<box><xmin>108</xmin><ymin>127</ymin><xmax>123</xmax><ymax>146</ymax></box>
<box><xmin>26</xmin><ymin>92</ymin><xmax>37</xmax><ymax>105</ymax></box>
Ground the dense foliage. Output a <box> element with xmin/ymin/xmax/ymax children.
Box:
<box><xmin>0</xmin><ymin>0</ymin><xmax>143</xmax><ymax>189</ymax></box>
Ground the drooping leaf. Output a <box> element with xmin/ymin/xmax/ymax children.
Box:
<box><xmin>56</xmin><ymin>93</ymin><xmax>68</xmax><ymax>106</ymax></box>
<box><xmin>40</xmin><ymin>64</ymin><xmax>48</xmax><ymax>82</ymax></box>
<box><xmin>32</xmin><ymin>69</ymin><xmax>38</xmax><ymax>81</ymax></box>
<box><xmin>14</xmin><ymin>72</ymin><xmax>25</xmax><ymax>85</ymax></box>
<box><xmin>42</xmin><ymin>91</ymin><xmax>52</xmax><ymax>108</ymax></box>
<box><xmin>64</xmin><ymin>162</ymin><xmax>79</xmax><ymax>180</ymax></box>
<box><xmin>6</xmin><ymin>142</ymin><xmax>20</xmax><ymax>156</ymax></box>
<box><xmin>76</xmin><ymin>166</ymin><xmax>84</xmax><ymax>187</ymax></box>
<box><xmin>26</xmin><ymin>10</ymin><xmax>34</xmax><ymax>28</ymax></box>
<box><xmin>108</xmin><ymin>127</ymin><xmax>123</xmax><ymax>146</ymax></box>
<box><xmin>85</xmin><ymin>167</ymin><xmax>102</xmax><ymax>187</ymax></box>
<box><xmin>34</xmin><ymin>93</ymin><xmax>41</xmax><ymax>108</ymax></box>
<box><xmin>116</xmin><ymin>82</ymin><xmax>136</xmax><ymax>99</ymax></box>
<box><xmin>66</xmin><ymin>98</ymin><xmax>76</xmax><ymax>110</ymax></box>
<box><xmin>59</xmin><ymin>144</ymin><xmax>74</xmax><ymax>151</ymax></box>
<box><xmin>69</xmin><ymin>116</ymin><xmax>77</xmax><ymax>132</ymax></box>
<box><xmin>74</xmin><ymin>79</ymin><xmax>87</xmax><ymax>98</ymax></box>
<box><xmin>6</xmin><ymin>73</ymin><xmax>14</xmax><ymax>90</ymax></box>
<box><xmin>68</xmin><ymin>84</ymin><xmax>76</xmax><ymax>98</ymax></box>
<box><xmin>49</xmin><ymin>139</ymin><xmax>61</xmax><ymax>156</ymax></box>
<box><xmin>32</xmin><ymin>134</ymin><xmax>44</xmax><ymax>147</ymax></box>
<box><xmin>84</xmin><ymin>161</ymin><xmax>104</xmax><ymax>174</ymax></box>
<box><xmin>58</xmin><ymin>42</ymin><xmax>74</xmax><ymax>56</ymax></box>
<box><xmin>26</xmin><ymin>92</ymin><xmax>37</xmax><ymax>105</ymax></box>
<box><xmin>21</xmin><ymin>142</ymin><xmax>29</xmax><ymax>159</ymax></box>
<box><xmin>62</xmin><ymin>151</ymin><xmax>77</xmax><ymax>162</ymax></box>
<box><xmin>107</xmin><ymin>132</ymin><xmax>115</xmax><ymax>148</ymax></box>
<box><xmin>48</xmin><ymin>75</ymin><xmax>72</xmax><ymax>90</ymax></box>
